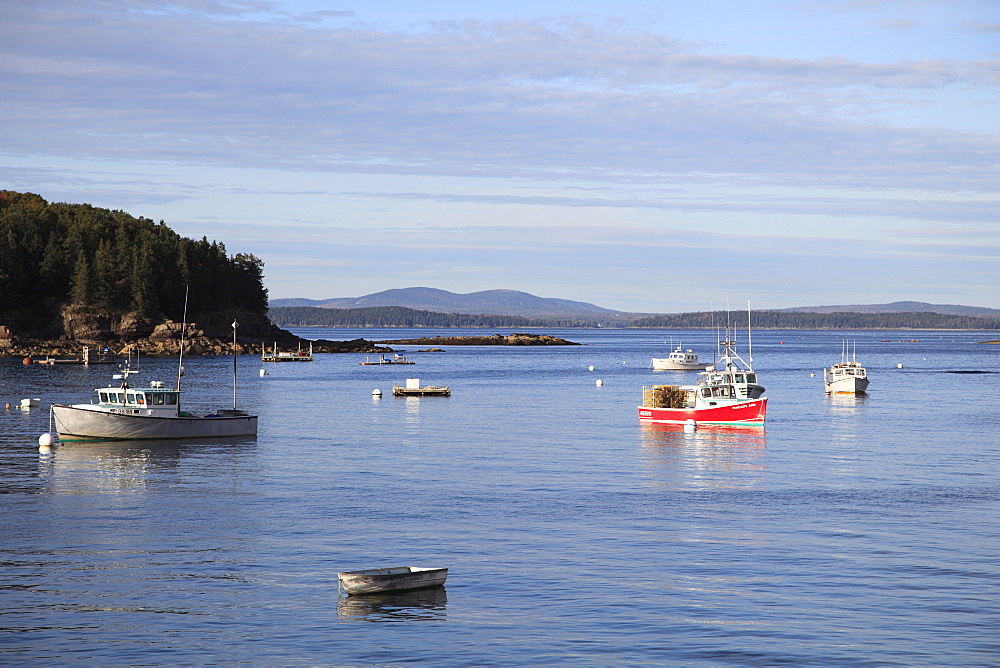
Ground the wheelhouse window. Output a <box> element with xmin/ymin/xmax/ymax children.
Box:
<box><xmin>746</xmin><ymin>373</ymin><xmax>756</xmax><ymax>384</ymax></box>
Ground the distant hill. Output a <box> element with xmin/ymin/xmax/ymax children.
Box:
<box><xmin>269</xmin><ymin>287</ymin><xmax>623</xmax><ymax>319</ymax></box>
<box><xmin>780</xmin><ymin>301</ymin><xmax>1000</xmax><ymax>318</ymax></box>
<box><xmin>270</xmin><ymin>290</ymin><xmax>1000</xmax><ymax>323</ymax></box>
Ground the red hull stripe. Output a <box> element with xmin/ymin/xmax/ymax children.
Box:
<box><xmin>637</xmin><ymin>398</ymin><xmax>767</xmax><ymax>425</ymax></box>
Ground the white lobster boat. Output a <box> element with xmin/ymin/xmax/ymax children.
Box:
<box><xmin>52</xmin><ymin>380</ymin><xmax>256</xmax><ymax>441</ymax></box>
<box><xmin>651</xmin><ymin>344</ymin><xmax>702</xmax><ymax>370</ymax></box>
<box><xmin>824</xmin><ymin>341</ymin><xmax>869</xmax><ymax>395</ymax></box>
<box><xmin>53</xmin><ymin>318</ymin><xmax>257</xmax><ymax>442</ymax></box>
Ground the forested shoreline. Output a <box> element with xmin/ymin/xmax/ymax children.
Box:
<box><xmin>0</xmin><ymin>192</ymin><xmax>314</xmax><ymax>355</ymax></box>
<box><xmin>0</xmin><ymin>191</ymin><xmax>268</xmax><ymax>336</ymax></box>
<box><xmin>271</xmin><ymin>305</ymin><xmax>1000</xmax><ymax>330</ymax></box>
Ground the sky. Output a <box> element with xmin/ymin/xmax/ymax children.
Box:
<box><xmin>2</xmin><ymin>0</ymin><xmax>998</xmax><ymax>313</ymax></box>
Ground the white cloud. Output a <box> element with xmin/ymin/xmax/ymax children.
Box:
<box><xmin>2</xmin><ymin>0</ymin><xmax>998</xmax><ymax>309</ymax></box>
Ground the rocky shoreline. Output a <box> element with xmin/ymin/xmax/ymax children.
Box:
<box><xmin>2</xmin><ymin>334</ymin><xmax>391</xmax><ymax>361</ymax></box>
<box><xmin>1</xmin><ymin>330</ymin><xmax>586</xmax><ymax>360</ymax></box>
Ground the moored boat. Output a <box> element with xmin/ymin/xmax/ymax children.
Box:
<box><xmin>52</xmin><ymin>384</ymin><xmax>257</xmax><ymax>441</ymax></box>
<box><xmin>824</xmin><ymin>341</ymin><xmax>869</xmax><ymax>394</ymax></box>
<box><xmin>338</xmin><ymin>566</ymin><xmax>448</xmax><ymax>596</ymax></box>
<box><xmin>651</xmin><ymin>344</ymin><xmax>702</xmax><ymax>370</ymax></box>
<box><xmin>52</xmin><ymin>319</ymin><xmax>257</xmax><ymax>441</ymax></box>
<box><xmin>360</xmin><ymin>354</ymin><xmax>414</xmax><ymax>365</ymax></box>
<box><xmin>261</xmin><ymin>341</ymin><xmax>313</xmax><ymax>362</ymax></box>
<box><xmin>638</xmin><ymin>306</ymin><xmax>766</xmax><ymax>425</ymax></box>
<box><xmin>392</xmin><ymin>378</ymin><xmax>450</xmax><ymax>396</ymax></box>
<box><xmin>35</xmin><ymin>346</ymin><xmax>116</xmax><ymax>365</ymax></box>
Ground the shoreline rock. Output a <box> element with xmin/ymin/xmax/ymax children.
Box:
<box><xmin>378</xmin><ymin>333</ymin><xmax>580</xmax><ymax>346</ymax></box>
<box><xmin>3</xmin><ymin>337</ymin><xmax>392</xmax><ymax>360</ymax></box>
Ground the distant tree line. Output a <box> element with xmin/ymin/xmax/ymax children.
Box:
<box><xmin>270</xmin><ymin>306</ymin><xmax>1000</xmax><ymax>330</ymax></box>
<box><xmin>631</xmin><ymin>310</ymin><xmax>1000</xmax><ymax>330</ymax></box>
<box><xmin>0</xmin><ymin>191</ymin><xmax>268</xmax><ymax>333</ymax></box>
<box><xmin>268</xmin><ymin>306</ymin><xmax>593</xmax><ymax>328</ymax></box>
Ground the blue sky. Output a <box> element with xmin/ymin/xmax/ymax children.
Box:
<box><xmin>2</xmin><ymin>0</ymin><xmax>998</xmax><ymax>312</ymax></box>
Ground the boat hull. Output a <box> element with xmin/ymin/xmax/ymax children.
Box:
<box><xmin>650</xmin><ymin>359</ymin><xmax>702</xmax><ymax>370</ymax></box>
<box><xmin>825</xmin><ymin>377</ymin><xmax>869</xmax><ymax>394</ymax></box>
<box><xmin>338</xmin><ymin>567</ymin><xmax>448</xmax><ymax>595</ymax></box>
<box><xmin>638</xmin><ymin>397</ymin><xmax>767</xmax><ymax>425</ymax></box>
<box><xmin>52</xmin><ymin>405</ymin><xmax>257</xmax><ymax>441</ymax></box>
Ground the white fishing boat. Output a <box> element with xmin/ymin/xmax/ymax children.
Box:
<box><xmin>824</xmin><ymin>341</ymin><xmax>870</xmax><ymax>395</ymax></box>
<box><xmin>52</xmin><ymin>314</ymin><xmax>257</xmax><ymax>441</ymax></box>
<box><xmin>338</xmin><ymin>566</ymin><xmax>448</xmax><ymax>596</ymax></box>
<box><xmin>651</xmin><ymin>344</ymin><xmax>702</xmax><ymax>370</ymax></box>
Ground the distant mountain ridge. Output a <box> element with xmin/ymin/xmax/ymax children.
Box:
<box><xmin>269</xmin><ymin>287</ymin><xmax>620</xmax><ymax>319</ymax></box>
<box><xmin>780</xmin><ymin>301</ymin><xmax>1000</xmax><ymax>318</ymax></box>
<box><xmin>269</xmin><ymin>290</ymin><xmax>1000</xmax><ymax>321</ymax></box>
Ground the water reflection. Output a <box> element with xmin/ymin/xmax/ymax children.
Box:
<box><xmin>337</xmin><ymin>586</ymin><xmax>447</xmax><ymax>622</ymax></box>
<box><xmin>827</xmin><ymin>392</ymin><xmax>868</xmax><ymax>407</ymax></box>
<box><xmin>638</xmin><ymin>424</ymin><xmax>766</xmax><ymax>490</ymax></box>
<box><xmin>402</xmin><ymin>396</ymin><xmax>421</xmax><ymax>425</ymax></box>
<box><xmin>44</xmin><ymin>438</ymin><xmax>256</xmax><ymax>494</ymax></box>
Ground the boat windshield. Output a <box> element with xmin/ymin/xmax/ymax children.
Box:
<box><xmin>144</xmin><ymin>392</ymin><xmax>178</xmax><ymax>406</ymax></box>
<box><xmin>99</xmin><ymin>391</ymin><xmax>125</xmax><ymax>404</ymax></box>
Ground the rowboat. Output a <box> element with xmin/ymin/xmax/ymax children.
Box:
<box><xmin>337</xmin><ymin>566</ymin><xmax>448</xmax><ymax>595</ymax></box>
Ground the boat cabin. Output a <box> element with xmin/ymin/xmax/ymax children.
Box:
<box><xmin>699</xmin><ymin>370</ymin><xmax>765</xmax><ymax>401</ymax></box>
<box><xmin>826</xmin><ymin>363</ymin><xmax>866</xmax><ymax>379</ymax></box>
<box><xmin>96</xmin><ymin>382</ymin><xmax>181</xmax><ymax>416</ymax></box>
<box><xmin>669</xmin><ymin>349</ymin><xmax>698</xmax><ymax>364</ymax></box>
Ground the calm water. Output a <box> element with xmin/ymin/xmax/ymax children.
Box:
<box><xmin>1</xmin><ymin>328</ymin><xmax>998</xmax><ymax>665</ymax></box>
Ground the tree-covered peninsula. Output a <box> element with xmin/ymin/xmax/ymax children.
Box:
<box><xmin>0</xmin><ymin>191</ymin><xmax>380</xmax><ymax>356</ymax></box>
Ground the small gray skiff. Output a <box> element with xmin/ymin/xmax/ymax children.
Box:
<box><xmin>337</xmin><ymin>566</ymin><xmax>447</xmax><ymax>596</ymax></box>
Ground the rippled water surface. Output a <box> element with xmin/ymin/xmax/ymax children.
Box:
<box><xmin>2</xmin><ymin>328</ymin><xmax>998</xmax><ymax>664</ymax></box>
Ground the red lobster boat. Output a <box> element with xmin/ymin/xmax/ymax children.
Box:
<box><xmin>638</xmin><ymin>307</ymin><xmax>767</xmax><ymax>426</ymax></box>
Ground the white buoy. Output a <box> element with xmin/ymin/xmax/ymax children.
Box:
<box><xmin>810</xmin><ymin>373</ymin><xmax>815</xmax><ymax>377</ymax></box>
<box><xmin>38</xmin><ymin>433</ymin><xmax>53</xmax><ymax>447</ymax></box>
<box><xmin>595</xmin><ymin>379</ymin><xmax>603</xmax><ymax>386</ymax></box>
<box><xmin>588</xmin><ymin>365</ymin><xmax>595</xmax><ymax>371</ymax></box>
<box><xmin>897</xmin><ymin>363</ymin><xmax>904</xmax><ymax>368</ymax></box>
<box><xmin>259</xmin><ymin>368</ymin><xmax>266</xmax><ymax>377</ymax></box>
<box><xmin>683</xmin><ymin>419</ymin><xmax>697</xmax><ymax>432</ymax></box>
<box><xmin>372</xmin><ymin>388</ymin><xmax>382</xmax><ymax>397</ymax></box>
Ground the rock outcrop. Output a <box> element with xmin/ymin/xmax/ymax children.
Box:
<box><xmin>378</xmin><ymin>333</ymin><xmax>580</xmax><ymax>346</ymax></box>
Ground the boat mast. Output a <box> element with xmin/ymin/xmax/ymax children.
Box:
<box><xmin>747</xmin><ymin>300</ymin><xmax>753</xmax><ymax>368</ymax></box>
<box><xmin>176</xmin><ymin>285</ymin><xmax>188</xmax><ymax>391</ymax></box>
<box><xmin>232</xmin><ymin>319</ymin><xmax>238</xmax><ymax>410</ymax></box>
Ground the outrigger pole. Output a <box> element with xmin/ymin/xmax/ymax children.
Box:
<box><xmin>232</xmin><ymin>319</ymin><xmax>238</xmax><ymax>410</ymax></box>
<box><xmin>176</xmin><ymin>285</ymin><xmax>188</xmax><ymax>391</ymax></box>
